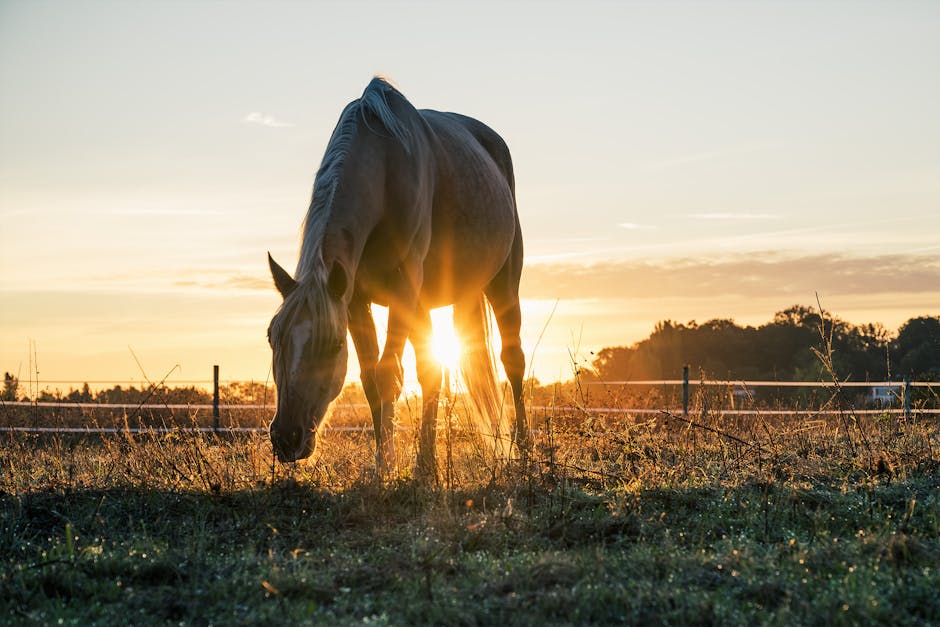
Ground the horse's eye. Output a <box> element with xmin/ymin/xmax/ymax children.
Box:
<box><xmin>332</xmin><ymin>340</ymin><xmax>344</xmax><ymax>355</ymax></box>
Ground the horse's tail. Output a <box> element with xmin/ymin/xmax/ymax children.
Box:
<box><xmin>453</xmin><ymin>295</ymin><xmax>510</xmax><ymax>458</ymax></box>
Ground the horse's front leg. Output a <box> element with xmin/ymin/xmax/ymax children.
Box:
<box><xmin>374</xmin><ymin>261</ymin><xmax>423</xmax><ymax>474</ymax></box>
<box><xmin>347</xmin><ymin>297</ymin><xmax>388</xmax><ymax>474</ymax></box>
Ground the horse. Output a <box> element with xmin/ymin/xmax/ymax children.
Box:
<box><xmin>266</xmin><ymin>77</ymin><xmax>526</xmax><ymax>476</ymax></box>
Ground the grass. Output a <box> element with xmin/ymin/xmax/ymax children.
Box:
<box><xmin>2</xmin><ymin>395</ymin><xmax>939</xmax><ymax>625</ymax></box>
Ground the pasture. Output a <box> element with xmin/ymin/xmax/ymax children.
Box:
<box><xmin>2</xmin><ymin>396</ymin><xmax>939</xmax><ymax>625</ymax></box>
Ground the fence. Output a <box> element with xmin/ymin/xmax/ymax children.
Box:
<box><xmin>3</xmin><ymin>363</ymin><xmax>938</xmax><ymax>435</ymax></box>
<box><xmin>587</xmin><ymin>366</ymin><xmax>938</xmax><ymax>420</ymax></box>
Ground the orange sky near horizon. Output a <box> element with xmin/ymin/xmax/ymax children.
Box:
<box><xmin>3</xmin><ymin>285</ymin><xmax>936</xmax><ymax>395</ymax></box>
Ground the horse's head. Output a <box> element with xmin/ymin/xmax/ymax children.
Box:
<box><xmin>266</xmin><ymin>254</ymin><xmax>349</xmax><ymax>462</ymax></box>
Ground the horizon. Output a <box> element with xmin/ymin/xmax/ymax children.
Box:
<box><xmin>2</xmin><ymin>1</ymin><xmax>939</xmax><ymax>391</ymax></box>
<box><xmin>4</xmin><ymin>305</ymin><xmax>935</xmax><ymax>397</ymax></box>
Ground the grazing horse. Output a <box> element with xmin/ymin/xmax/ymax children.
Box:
<box><xmin>266</xmin><ymin>77</ymin><xmax>526</xmax><ymax>475</ymax></box>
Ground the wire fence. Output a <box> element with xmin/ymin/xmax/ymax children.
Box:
<box><xmin>3</xmin><ymin>371</ymin><xmax>938</xmax><ymax>435</ymax></box>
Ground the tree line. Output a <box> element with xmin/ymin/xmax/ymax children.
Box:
<box><xmin>0</xmin><ymin>377</ymin><xmax>273</xmax><ymax>405</ymax></box>
<box><xmin>589</xmin><ymin>305</ymin><xmax>940</xmax><ymax>383</ymax></box>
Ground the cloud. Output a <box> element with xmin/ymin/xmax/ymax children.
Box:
<box><xmin>520</xmin><ymin>253</ymin><xmax>940</xmax><ymax>301</ymax></box>
<box><xmin>107</xmin><ymin>208</ymin><xmax>223</xmax><ymax>216</ymax></box>
<box><xmin>644</xmin><ymin>143</ymin><xmax>783</xmax><ymax>171</ymax></box>
<box><xmin>689</xmin><ymin>212</ymin><xmax>779</xmax><ymax>220</ymax></box>
<box><xmin>241</xmin><ymin>112</ymin><xmax>294</xmax><ymax>128</ymax></box>
<box><xmin>174</xmin><ymin>273</ymin><xmax>272</xmax><ymax>291</ymax></box>
<box><xmin>617</xmin><ymin>222</ymin><xmax>657</xmax><ymax>230</ymax></box>
<box><xmin>526</xmin><ymin>251</ymin><xmax>599</xmax><ymax>264</ymax></box>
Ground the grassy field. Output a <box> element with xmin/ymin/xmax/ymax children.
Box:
<box><xmin>2</xmin><ymin>398</ymin><xmax>939</xmax><ymax>625</ymax></box>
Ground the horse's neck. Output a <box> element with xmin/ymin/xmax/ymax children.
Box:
<box><xmin>313</xmin><ymin>183</ymin><xmax>386</xmax><ymax>290</ymax></box>
<box><xmin>308</xmin><ymin>108</ymin><xmax>432</xmax><ymax>292</ymax></box>
<box><xmin>319</xmin><ymin>223</ymin><xmax>359</xmax><ymax>278</ymax></box>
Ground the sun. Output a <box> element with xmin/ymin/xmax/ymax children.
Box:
<box><xmin>430</xmin><ymin>306</ymin><xmax>462</xmax><ymax>373</ymax></box>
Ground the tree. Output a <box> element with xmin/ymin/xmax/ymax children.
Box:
<box><xmin>590</xmin><ymin>307</ymin><xmax>936</xmax><ymax>383</ymax></box>
<box><xmin>2</xmin><ymin>372</ymin><xmax>18</xmax><ymax>402</ymax></box>
<box><xmin>66</xmin><ymin>383</ymin><xmax>93</xmax><ymax>403</ymax></box>
<box><xmin>592</xmin><ymin>345</ymin><xmax>638</xmax><ymax>381</ymax></box>
<box><xmin>893</xmin><ymin>316</ymin><xmax>940</xmax><ymax>377</ymax></box>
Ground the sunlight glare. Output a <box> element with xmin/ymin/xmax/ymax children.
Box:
<box><xmin>430</xmin><ymin>306</ymin><xmax>462</xmax><ymax>373</ymax></box>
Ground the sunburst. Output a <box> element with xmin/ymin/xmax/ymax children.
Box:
<box><xmin>430</xmin><ymin>306</ymin><xmax>462</xmax><ymax>375</ymax></box>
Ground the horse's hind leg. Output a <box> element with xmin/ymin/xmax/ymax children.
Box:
<box><xmin>410</xmin><ymin>307</ymin><xmax>441</xmax><ymax>480</ymax></box>
<box><xmin>484</xmin><ymin>235</ymin><xmax>528</xmax><ymax>449</ymax></box>
<box><xmin>490</xmin><ymin>297</ymin><xmax>528</xmax><ymax>448</ymax></box>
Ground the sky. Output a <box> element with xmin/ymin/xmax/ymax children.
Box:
<box><xmin>1</xmin><ymin>0</ymin><xmax>939</xmax><ymax>391</ymax></box>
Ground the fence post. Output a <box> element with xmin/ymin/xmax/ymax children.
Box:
<box><xmin>903</xmin><ymin>376</ymin><xmax>911</xmax><ymax>421</ymax></box>
<box><xmin>682</xmin><ymin>365</ymin><xmax>689</xmax><ymax>417</ymax></box>
<box><xmin>213</xmin><ymin>365</ymin><xmax>220</xmax><ymax>432</ymax></box>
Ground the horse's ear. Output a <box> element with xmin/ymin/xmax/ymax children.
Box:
<box><xmin>327</xmin><ymin>261</ymin><xmax>348</xmax><ymax>300</ymax></box>
<box><xmin>268</xmin><ymin>253</ymin><xmax>296</xmax><ymax>298</ymax></box>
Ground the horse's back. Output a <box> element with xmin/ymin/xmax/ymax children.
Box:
<box><xmin>421</xmin><ymin>110</ymin><xmax>516</xmax><ymax>196</ymax></box>
<box><xmin>414</xmin><ymin>110</ymin><xmax>520</xmax><ymax>307</ymax></box>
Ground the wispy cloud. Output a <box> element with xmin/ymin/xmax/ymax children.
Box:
<box><xmin>108</xmin><ymin>208</ymin><xmax>223</xmax><ymax>216</ymax></box>
<box><xmin>526</xmin><ymin>251</ymin><xmax>598</xmax><ymax>264</ymax></box>
<box><xmin>525</xmin><ymin>236</ymin><xmax>616</xmax><ymax>264</ymax></box>
<box><xmin>618</xmin><ymin>222</ymin><xmax>657</xmax><ymax>230</ymax></box>
<box><xmin>241</xmin><ymin>112</ymin><xmax>294</xmax><ymax>128</ymax></box>
<box><xmin>645</xmin><ymin>143</ymin><xmax>783</xmax><ymax>171</ymax></box>
<box><xmin>175</xmin><ymin>273</ymin><xmax>271</xmax><ymax>291</ymax></box>
<box><xmin>689</xmin><ymin>212</ymin><xmax>779</xmax><ymax>221</ymax></box>
<box><xmin>521</xmin><ymin>253</ymin><xmax>940</xmax><ymax>301</ymax></box>
<box><xmin>529</xmin><ymin>237</ymin><xmax>610</xmax><ymax>245</ymax></box>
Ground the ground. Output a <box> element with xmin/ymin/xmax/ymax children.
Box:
<box><xmin>1</xmin><ymin>404</ymin><xmax>938</xmax><ymax>625</ymax></box>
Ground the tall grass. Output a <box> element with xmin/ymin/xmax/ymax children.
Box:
<box><xmin>2</xmin><ymin>378</ymin><xmax>938</xmax><ymax>624</ymax></box>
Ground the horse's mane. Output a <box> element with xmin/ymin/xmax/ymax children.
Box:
<box><xmin>296</xmin><ymin>77</ymin><xmax>413</xmax><ymax>281</ymax></box>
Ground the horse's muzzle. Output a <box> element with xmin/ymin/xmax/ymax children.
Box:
<box><xmin>270</xmin><ymin>420</ymin><xmax>317</xmax><ymax>462</ymax></box>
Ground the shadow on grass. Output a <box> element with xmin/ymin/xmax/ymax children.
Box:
<box><xmin>2</xmin><ymin>471</ymin><xmax>939</xmax><ymax>625</ymax></box>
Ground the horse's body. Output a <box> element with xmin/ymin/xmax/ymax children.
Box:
<box><xmin>267</xmin><ymin>78</ymin><xmax>526</xmax><ymax>474</ymax></box>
